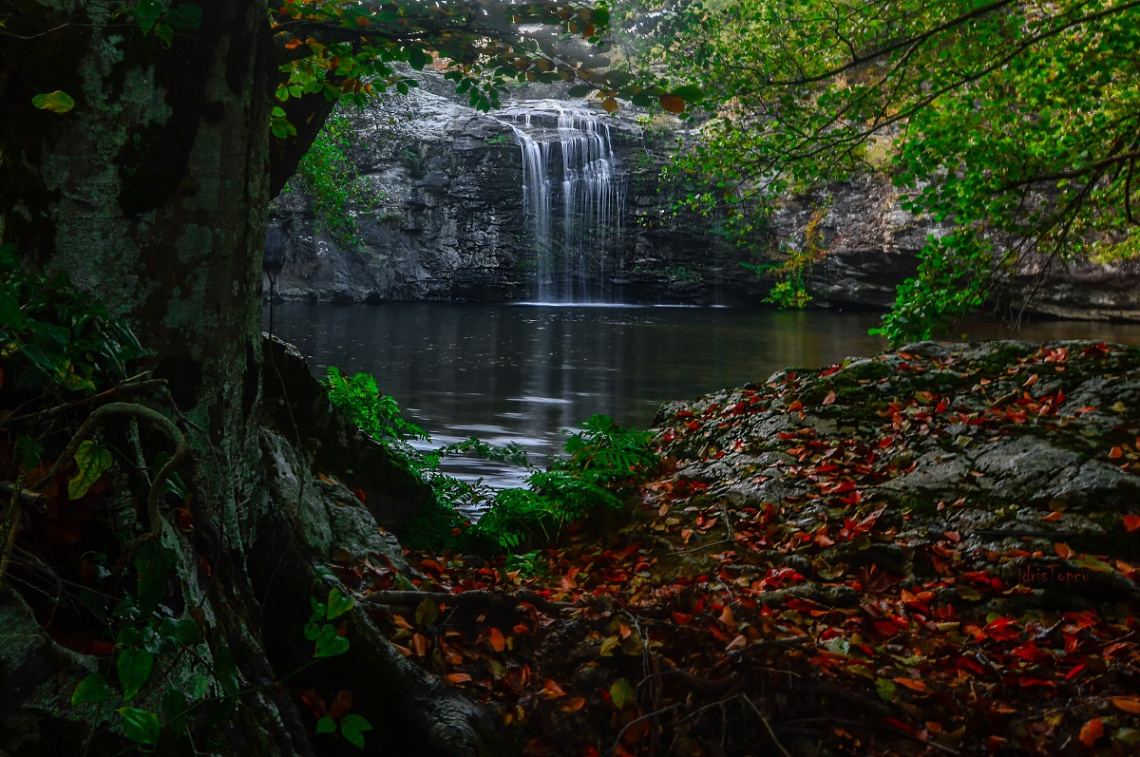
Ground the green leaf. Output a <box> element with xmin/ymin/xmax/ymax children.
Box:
<box><xmin>161</xmin><ymin>688</ymin><xmax>190</xmax><ymax>736</ymax></box>
<box><xmin>117</xmin><ymin>648</ymin><xmax>154</xmax><ymax>701</ymax></box>
<box><xmin>671</xmin><ymin>84</ymin><xmax>704</xmax><ymax>103</ymax></box>
<box><xmin>32</xmin><ymin>90</ymin><xmax>75</xmax><ymax>114</ymax></box>
<box><xmin>414</xmin><ymin>597</ymin><xmax>438</xmax><ymax>627</ymax></box>
<box><xmin>875</xmin><ymin>677</ymin><xmax>897</xmax><ymax>702</ymax></box>
<box><xmin>213</xmin><ymin>646</ymin><xmax>240</xmax><ymax>697</ymax></box>
<box><xmin>166</xmin><ymin>4</ymin><xmax>202</xmax><ymax>29</ymax></box>
<box><xmin>316</xmin><ymin>716</ymin><xmax>337</xmax><ymax>734</ymax></box>
<box><xmin>609</xmin><ymin>677</ymin><xmax>636</xmax><ymax>709</ymax></box>
<box><xmin>13</xmin><ymin>435</ymin><xmax>42</xmax><ymax>473</ymax></box>
<box><xmin>118</xmin><ymin>707</ymin><xmax>161</xmax><ymax>746</ymax></box>
<box><xmin>567</xmin><ymin>84</ymin><xmax>592</xmax><ymax>97</ymax></box>
<box><xmin>313</xmin><ymin>625</ymin><xmax>350</xmax><ymax>658</ymax></box>
<box><xmin>160</xmin><ymin>616</ymin><xmax>202</xmax><ymax>646</ymax></box>
<box><xmin>326</xmin><ymin>587</ymin><xmax>354</xmax><ymax>620</ymax></box>
<box><xmin>72</xmin><ymin>673</ymin><xmax>111</xmax><ymax>705</ymax></box>
<box><xmin>0</xmin><ymin>291</ymin><xmax>24</xmax><ymax>329</ymax></box>
<box><xmin>134</xmin><ymin>543</ymin><xmax>176</xmax><ymax>614</ymax></box>
<box><xmin>339</xmin><ymin>714</ymin><xmax>373</xmax><ymax>749</ymax></box>
<box><xmin>68</xmin><ymin>439</ymin><xmax>112</xmax><ymax>499</ymax></box>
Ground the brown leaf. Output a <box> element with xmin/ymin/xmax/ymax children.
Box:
<box><xmin>602</xmin><ymin>97</ymin><xmax>618</xmax><ymax>113</ymax></box>
<box><xmin>327</xmin><ymin>689</ymin><xmax>353</xmax><ymax>719</ymax></box>
<box><xmin>659</xmin><ymin>94</ymin><xmax>685</xmax><ymax>113</ymax></box>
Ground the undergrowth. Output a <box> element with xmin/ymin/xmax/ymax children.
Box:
<box><xmin>324</xmin><ymin>369</ymin><xmax>660</xmax><ymax>557</ymax></box>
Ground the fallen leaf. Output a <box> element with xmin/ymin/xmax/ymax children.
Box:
<box><xmin>1112</xmin><ymin>697</ymin><xmax>1140</xmax><ymax>715</ymax></box>
<box><xmin>822</xmin><ymin>390</ymin><xmax>836</xmax><ymax>406</ymax></box>
<box><xmin>1079</xmin><ymin>718</ymin><xmax>1104</xmax><ymax>747</ymax></box>
<box><xmin>1125</xmin><ymin>514</ymin><xmax>1140</xmax><ymax>532</ymax></box>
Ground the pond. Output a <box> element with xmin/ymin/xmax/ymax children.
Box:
<box><xmin>266</xmin><ymin>302</ymin><xmax>1140</xmax><ymax>487</ymax></box>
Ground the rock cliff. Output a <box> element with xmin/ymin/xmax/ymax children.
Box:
<box><xmin>268</xmin><ymin>80</ymin><xmax>1140</xmax><ymax>319</ymax></box>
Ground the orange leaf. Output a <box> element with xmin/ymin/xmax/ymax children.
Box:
<box><xmin>1111</xmin><ymin>697</ymin><xmax>1140</xmax><ymax>714</ymax></box>
<box><xmin>413</xmin><ymin>632</ymin><xmax>429</xmax><ymax>657</ymax></box>
<box><xmin>718</xmin><ymin>604</ymin><xmax>736</xmax><ymax>631</ymax></box>
<box><xmin>541</xmin><ymin>678</ymin><xmax>567</xmax><ymax>698</ymax></box>
<box><xmin>602</xmin><ymin>97</ymin><xmax>618</xmax><ymax>113</ymax></box>
<box><xmin>560</xmin><ymin>696</ymin><xmax>587</xmax><ymax>712</ymax></box>
<box><xmin>1040</xmin><ymin>510</ymin><xmax>1063</xmax><ymax>523</ymax></box>
<box><xmin>1078</xmin><ymin>717</ymin><xmax>1104</xmax><ymax>747</ymax></box>
<box><xmin>446</xmin><ymin>672</ymin><xmax>472</xmax><ymax>684</ymax></box>
<box><xmin>894</xmin><ymin>678</ymin><xmax>927</xmax><ymax>693</ymax></box>
<box><xmin>285</xmin><ymin>38</ymin><xmax>304</xmax><ymax>50</ymax></box>
<box><xmin>1054</xmin><ymin>542</ymin><xmax>1074</xmax><ymax>559</ymax></box>
<box><xmin>1023</xmin><ymin>373</ymin><xmax>1039</xmax><ymax>387</ymax></box>
<box><xmin>355</xmin><ymin>15</ymin><xmax>371</xmax><ymax>27</ymax></box>
<box><xmin>487</xmin><ymin>627</ymin><xmax>506</xmax><ymax>652</ymax></box>
<box><xmin>659</xmin><ymin>94</ymin><xmax>685</xmax><ymax>113</ymax></box>
<box><xmin>1125</xmin><ymin>514</ymin><xmax>1140</xmax><ymax>532</ymax></box>
<box><xmin>788</xmin><ymin>399</ymin><xmax>803</xmax><ymax>411</ymax></box>
<box><xmin>1110</xmin><ymin>446</ymin><xmax>1124</xmax><ymax>459</ymax></box>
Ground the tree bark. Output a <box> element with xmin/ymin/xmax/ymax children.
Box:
<box><xmin>1</xmin><ymin>4</ymin><xmax>496</xmax><ymax>755</ymax></box>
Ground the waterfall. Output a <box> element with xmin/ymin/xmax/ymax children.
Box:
<box><xmin>502</xmin><ymin>102</ymin><xmax>628</xmax><ymax>303</ymax></box>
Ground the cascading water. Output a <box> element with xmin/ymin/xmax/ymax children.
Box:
<box><xmin>501</xmin><ymin>102</ymin><xmax>628</xmax><ymax>303</ymax></box>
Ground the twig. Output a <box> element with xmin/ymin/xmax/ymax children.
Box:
<box><xmin>1</xmin><ymin>376</ymin><xmax>165</xmax><ymax>426</ymax></box>
<box><xmin>741</xmin><ymin>695</ymin><xmax>794</xmax><ymax>757</ymax></box>
<box><xmin>364</xmin><ymin>588</ymin><xmax>576</xmax><ymax>615</ymax></box>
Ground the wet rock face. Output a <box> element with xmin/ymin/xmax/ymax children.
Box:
<box><xmin>268</xmin><ymin>82</ymin><xmax>1140</xmax><ymax>317</ymax></box>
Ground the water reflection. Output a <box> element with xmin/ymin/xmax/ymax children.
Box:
<box><xmin>265</xmin><ymin>302</ymin><xmax>1140</xmax><ymax>487</ymax></box>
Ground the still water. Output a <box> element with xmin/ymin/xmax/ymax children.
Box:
<box><xmin>266</xmin><ymin>302</ymin><xmax>1140</xmax><ymax>486</ymax></box>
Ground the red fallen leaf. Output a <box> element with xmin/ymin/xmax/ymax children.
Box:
<box><xmin>881</xmin><ymin>717</ymin><xmax>915</xmax><ymax>735</ymax></box>
<box><xmin>1023</xmin><ymin>373</ymin><xmax>1039</xmax><ymax>387</ymax></box>
<box><xmin>943</xmin><ymin>531</ymin><xmax>960</xmax><ymax>543</ymax></box>
<box><xmin>1077</xmin><ymin>405</ymin><xmax>1097</xmax><ymax>414</ymax></box>
<box><xmin>1079</xmin><ymin>717</ymin><xmax>1104</xmax><ymax>747</ymax></box>
<box><xmin>1011</xmin><ymin>641</ymin><xmax>1052</xmax><ymax>663</ymax></box>
<box><xmin>1054</xmin><ymin>542</ymin><xmax>1075</xmax><ymax>559</ymax></box>
<box><xmin>446</xmin><ymin>672</ymin><xmax>472</xmax><ymax>684</ymax></box>
<box><xmin>351</xmin><ymin>488</ymin><xmax>367</xmax><ymax>503</ymax></box>
<box><xmin>671</xmin><ymin>612</ymin><xmax>693</xmax><ymax>625</ymax></box>
<box><xmin>1110</xmin><ymin>446</ymin><xmax>1124</xmax><ymax>459</ymax></box>
<box><xmin>413</xmin><ymin>632</ymin><xmax>429</xmax><ymax>657</ymax></box>
<box><xmin>561</xmin><ymin>697</ymin><xmax>587</xmax><ymax>712</ymax></box>
<box><xmin>894</xmin><ymin>678</ymin><xmax>926</xmax><ymax>693</ymax></box>
<box><xmin>327</xmin><ymin>689</ymin><xmax>353</xmax><ymax>719</ymax></box>
<box><xmin>1124</xmin><ymin>514</ymin><xmax>1140</xmax><ymax>532</ymax></box>
<box><xmin>873</xmin><ymin>620</ymin><xmax>901</xmax><ymax>637</ymax></box>
<box><xmin>1041</xmin><ymin>510</ymin><xmax>1063</xmax><ymax>523</ymax></box>
<box><xmin>788</xmin><ymin>400</ymin><xmax>803</xmax><ymax>411</ymax></box>
<box><xmin>934</xmin><ymin>400</ymin><xmax>948</xmax><ymax>413</ymax></box>
<box><xmin>1065</xmin><ymin>664</ymin><xmax>1086</xmax><ymax>680</ymax></box>
<box><xmin>982</xmin><ymin>617</ymin><xmax>1021</xmax><ymax>642</ymax></box>
<box><xmin>487</xmin><ymin>627</ymin><xmax>506</xmax><ymax>652</ymax></box>
<box><xmin>822</xmin><ymin>390</ymin><xmax>836</xmax><ymax>406</ymax></box>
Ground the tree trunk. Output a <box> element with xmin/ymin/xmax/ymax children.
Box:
<box><xmin>0</xmin><ymin>3</ymin><xmax>497</xmax><ymax>754</ymax></box>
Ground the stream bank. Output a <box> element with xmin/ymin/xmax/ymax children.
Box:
<box><xmin>330</xmin><ymin>338</ymin><xmax>1140</xmax><ymax>756</ymax></box>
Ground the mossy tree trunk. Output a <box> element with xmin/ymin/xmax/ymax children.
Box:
<box><xmin>0</xmin><ymin>4</ymin><xmax>491</xmax><ymax>755</ymax></box>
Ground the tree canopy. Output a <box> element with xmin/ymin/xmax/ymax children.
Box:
<box><xmin>646</xmin><ymin>0</ymin><xmax>1140</xmax><ymax>341</ymax></box>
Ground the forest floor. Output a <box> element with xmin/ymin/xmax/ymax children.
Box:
<box><xmin>331</xmin><ymin>339</ymin><xmax>1140</xmax><ymax>756</ymax></box>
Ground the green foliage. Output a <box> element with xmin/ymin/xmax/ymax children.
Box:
<box><xmin>743</xmin><ymin>205</ymin><xmax>829</xmax><ymax>309</ymax></box>
<box><xmin>870</xmin><ymin>231</ymin><xmax>993</xmax><ymax>344</ymax></box>
<box><xmin>280</xmin><ymin>111</ymin><xmax>386</xmax><ymax>250</ymax></box>
<box><xmin>323</xmin><ymin>366</ymin><xmax>428</xmax><ymax>445</ymax></box>
<box><xmin>306</xmin><ymin>587</ymin><xmax>354</xmax><ymax>658</ymax></box>
<box><xmin>402</xmin><ymin>415</ymin><xmax>657</xmax><ymax>555</ymax></box>
<box><xmin>651</xmin><ymin>0</ymin><xmax>1140</xmax><ymax>343</ymax></box>
<box><xmin>0</xmin><ymin>245</ymin><xmax>144</xmax><ymax>396</ymax></box>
